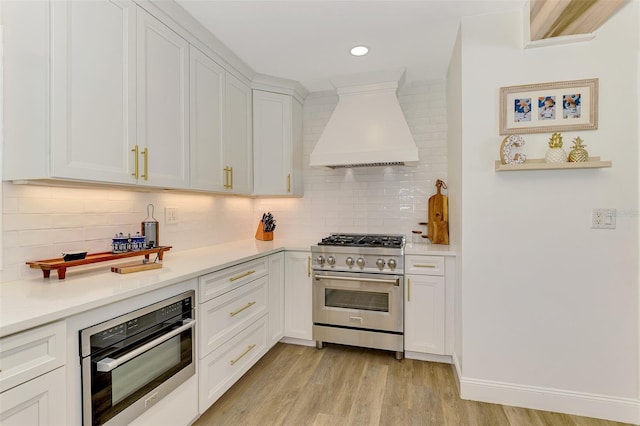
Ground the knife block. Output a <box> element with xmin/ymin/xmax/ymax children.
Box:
<box><xmin>255</xmin><ymin>222</ymin><xmax>273</xmax><ymax>241</ymax></box>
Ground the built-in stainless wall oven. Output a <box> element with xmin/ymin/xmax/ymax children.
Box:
<box><xmin>80</xmin><ymin>291</ymin><xmax>195</xmax><ymax>426</ymax></box>
<box><xmin>311</xmin><ymin>234</ymin><xmax>405</xmax><ymax>359</ymax></box>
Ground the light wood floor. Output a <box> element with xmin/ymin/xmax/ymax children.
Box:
<box><xmin>194</xmin><ymin>343</ymin><xmax>630</xmax><ymax>426</ymax></box>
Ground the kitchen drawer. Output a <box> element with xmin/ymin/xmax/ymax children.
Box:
<box><xmin>0</xmin><ymin>321</ymin><xmax>66</xmax><ymax>393</ymax></box>
<box><xmin>405</xmin><ymin>255</ymin><xmax>445</xmax><ymax>276</ymax></box>
<box><xmin>199</xmin><ymin>257</ymin><xmax>269</xmax><ymax>303</ymax></box>
<box><xmin>199</xmin><ymin>275</ymin><xmax>268</xmax><ymax>358</ymax></box>
<box><xmin>199</xmin><ymin>316</ymin><xmax>268</xmax><ymax>413</ymax></box>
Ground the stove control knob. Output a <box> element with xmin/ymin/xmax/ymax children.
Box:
<box><xmin>316</xmin><ymin>255</ymin><xmax>325</xmax><ymax>266</ymax></box>
<box><xmin>327</xmin><ymin>256</ymin><xmax>336</xmax><ymax>266</ymax></box>
<box><xmin>388</xmin><ymin>259</ymin><xmax>397</xmax><ymax>270</ymax></box>
<box><xmin>345</xmin><ymin>257</ymin><xmax>354</xmax><ymax>267</ymax></box>
<box><xmin>356</xmin><ymin>257</ymin><xmax>366</xmax><ymax>268</ymax></box>
<box><xmin>376</xmin><ymin>258</ymin><xmax>385</xmax><ymax>269</ymax></box>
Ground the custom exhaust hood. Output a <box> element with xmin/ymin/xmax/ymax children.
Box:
<box><xmin>310</xmin><ymin>69</ymin><xmax>419</xmax><ymax>169</ymax></box>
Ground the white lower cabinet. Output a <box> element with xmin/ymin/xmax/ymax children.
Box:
<box><xmin>404</xmin><ymin>255</ymin><xmax>448</xmax><ymax>357</ymax></box>
<box><xmin>284</xmin><ymin>251</ymin><xmax>313</xmax><ymax>341</ymax></box>
<box><xmin>405</xmin><ymin>274</ymin><xmax>445</xmax><ymax>355</ymax></box>
<box><xmin>197</xmin><ymin>255</ymin><xmax>272</xmax><ymax>414</ymax></box>
<box><xmin>199</xmin><ymin>276</ymin><xmax>268</xmax><ymax>357</ymax></box>
<box><xmin>0</xmin><ymin>367</ymin><xmax>66</xmax><ymax>426</ymax></box>
<box><xmin>268</xmin><ymin>253</ymin><xmax>285</xmax><ymax>348</ymax></box>
<box><xmin>0</xmin><ymin>321</ymin><xmax>67</xmax><ymax>425</ymax></box>
<box><xmin>199</xmin><ymin>316</ymin><xmax>267</xmax><ymax>412</ymax></box>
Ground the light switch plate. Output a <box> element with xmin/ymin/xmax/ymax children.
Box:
<box><xmin>592</xmin><ymin>208</ymin><xmax>616</xmax><ymax>229</ymax></box>
<box><xmin>165</xmin><ymin>208</ymin><xmax>179</xmax><ymax>225</ymax></box>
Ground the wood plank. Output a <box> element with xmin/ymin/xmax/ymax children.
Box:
<box><xmin>193</xmin><ymin>343</ymin><xmax>627</xmax><ymax>426</ymax></box>
<box><xmin>530</xmin><ymin>0</ymin><xmax>626</xmax><ymax>41</ymax></box>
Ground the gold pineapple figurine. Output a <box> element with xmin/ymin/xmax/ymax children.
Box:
<box><xmin>568</xmin><ymin>137</ymin><xmax>589</xmax><ymax>162</ymax></box>
<box><xmin>545</xmin><ymin>132</ymin><xmax>567</xmax><ymax>163</ymax></box>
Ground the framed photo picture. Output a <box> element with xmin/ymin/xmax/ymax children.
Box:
<box><xmin>499</xmin><ymin>78</ymin><xmax>598</xmax><ymax>135</ymax></box>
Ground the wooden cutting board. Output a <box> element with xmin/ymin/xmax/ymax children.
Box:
<box><xmin>427</xmin><ymin>180</ymin><xmax>449</xmax><ymax>245</ymax></box>
<box><xmin>111</xmin><ymin>261</ymin><xmax>162</xmax><ymax>274</ymax></box>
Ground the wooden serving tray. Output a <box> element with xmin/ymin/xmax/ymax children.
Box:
<box><xmin>26</xmin><ymin>246</ymin><xmax>172</xmax><ymax>280</ymax></box>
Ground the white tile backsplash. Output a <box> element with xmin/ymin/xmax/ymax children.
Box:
<box><xmin>257</xmin><ymin>79</ymin><xmax>448</xmax><ymax>242</ymax></box>
<box><xmin>1</xmin><ymin>79</ymin><xmax>447</xmax><ymax>282</ymax></box>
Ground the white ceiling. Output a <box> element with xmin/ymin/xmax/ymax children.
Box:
<box><xmin>175</xmin><ymin>0</ymin><xmax>526</xmax><ymax>92</ymax></box>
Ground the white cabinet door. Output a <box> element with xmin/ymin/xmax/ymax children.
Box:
<box><xmin>253</xmin><ymin>90</ymin><xmax>292</xmax><ymax>195</ymax></box>
<box><xmin>189</xmin><ymin>46</ymin><xmax>226</xmax><ymax>192</ymax></box>
<box><xmin>284</xmin><ymin>251</ymin><xmax>312</xmax><ymax>341</ymax></box>
<box><xmin>50</xmin><ymin>0</ymin><xmax>136</xmax><ymax>184</ymax></box>
<box><xmin>404</xmin><ymin>274</ymin><xmax>445</xmax><ymax>355</ymax></box>
<box><xmin>268</xmin><ymin>252</ymin><xmax>285</xmax><ymax>348</ymax></box>
<box><xmin>137</xmin><ymin>8</ymin><xmax>190</xmax><ymax>189</ymax></box>
<box><xmin>224</xmin><ymin>74</ymin><xmax>253</xmax><ymax>194</ymax></box>
<box><xmin>0</xmin><ymin>367</ymin><xmax>66</xmax><ymax>426</ymax></box>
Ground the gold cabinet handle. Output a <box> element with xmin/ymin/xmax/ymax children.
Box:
<box><xmin>141</xmin><ymin>147</ymin><xmax>149</xmax><ymax>180</ymax></box>
<box><xmin>287</xmin><ymin>174</ymin><xmax>291</xmax><ymax>193</ymax></box>
<box><xmin>307</xmin><ymin>256</ymin><xmax>311</xmax><ymax>277</ymax></box>
<box><xmin>224</xmin><ymin>166</ymin><xmax>232</xmax><ymax>189</ymax></box>
<box><xmin>229</xmin><ymin>270</ymin><xmax>255</xmax><ymax>282</ymax></box>
<box><xmin>230</xmin><ymin>344</ymin><xmax>256</xmax><ymax>366</ymax></box>
<box><xmin>131</xmin><ymin>145</ymin><xmax>139</xmax><ymax>178</ymax></box>
<box><xmin>407</xmin><ymin>278</ymin><xmax>411</xmax><ymax>302</ymax></box>
<box><xmin>414</xmin><ymin>264</ymin><xmax>436</xmax><ymax>268</ymax></box>
<box><xmin>230</xmin><ymin>301</ymin><xmax>256</xmax><ymax>317</ymax></box>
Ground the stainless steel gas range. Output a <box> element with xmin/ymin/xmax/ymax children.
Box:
<box><xmin>311</xmin><ymin>233</ymin><xmax>405</xmax><ymax>360</ymax></box>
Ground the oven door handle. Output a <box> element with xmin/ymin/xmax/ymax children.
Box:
<box><xmin>314</xmin><ymin>275</ymin><xmax>400</xmax><ymax>286</ymax></box>
<box><xmin>96</xmin><ymin>319</ymin><xmax>195</xmax><ymax>373</ymax></box>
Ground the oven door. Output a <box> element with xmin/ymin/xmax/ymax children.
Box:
<box><xmin>81</xmin><ymin>318</ymin><xmax>195</xmax><ymax>426</ymax></box>
<box><xmin>313</xmin><ymin>270</ymin><xmax>403</xmax><ymax>333</ymax></box>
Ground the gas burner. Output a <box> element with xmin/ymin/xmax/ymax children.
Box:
<box><xmin>318</xmin><ymin>233</ymin><xmax>404</xmax><ymax>249</ymax></box>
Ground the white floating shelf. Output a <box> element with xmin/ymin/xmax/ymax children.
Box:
<box><xmin>495</xmin><ymin>157</ymin><xmax>612</xmax><ymax>172</ymax></box>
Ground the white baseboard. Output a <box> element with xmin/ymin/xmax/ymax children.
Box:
<box><xmin>451</xmin><ymin>352</ymin><xmax>462</xmax><ymax>394</ymax></box>
<box><xmin>280</xmin><ymin>337</ymin><xmax>316</xmax><ymax>347</ymax></box>
<box><xmin>460</xmin><ymin>376</ymin><xmax>640</xmax><ymax>425</ymax></box>
<box><xmin>405</xmin><ymin>351</ymin><xmax>452</xmax><ymax>364</ymax></box>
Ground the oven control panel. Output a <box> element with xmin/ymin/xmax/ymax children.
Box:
<box><xmin>312</xmin><ymin>251</ymin><xmax>404</xmax><ymax>274</ymax></box>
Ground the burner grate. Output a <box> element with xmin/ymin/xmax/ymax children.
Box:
<box><xmin>318</xmin><ymin>233</ymin><xmax>404</xmax><ymax>248</ymax></box>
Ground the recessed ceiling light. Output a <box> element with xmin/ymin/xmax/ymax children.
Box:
<box><xmin>350</xmin><ymin>46</ymin><xmax>369</xmax><ymax>56</ymax></box>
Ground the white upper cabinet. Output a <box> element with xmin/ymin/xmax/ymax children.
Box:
<box><xmin>190</xmin><ymin>46</ymin><xmax>226</xmax><ymax>192</ymax></box>
<box><xmin>224</xmin><ymin>74</ymin><xmax>253</xmax><ymax>194</ymax></box>
<box><xmin>3</xmin><ymin>0</ymin><xmax>261</xmax><ymax>195</ymax></box>
<box><xmin>136</xmin><ymin>8</ymin><xmax>190</xmax><ymax>189</ymax></box>
<box><xmin>50</xmin><ymin>0</ymin><xmax>137</xmax><ymax>184</ymax></box>
<box><xmin>253</xmin><ymin>91</ymin><xmax>303</xmax><ymax>196</ymax></box>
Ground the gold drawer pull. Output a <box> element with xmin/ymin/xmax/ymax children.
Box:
<box><xmin>230</xmin><ymin>344</ymin><xmax>256</xmax><ymax>366</ymax></box>
<box><xmin>414</xmin><ymin>264</ymin><xmax>436</xmax><ymax>268</ymax></box>
<box><xmin>229</xmin><ymin>270</ymin><xmax>256</xmax><ymax>282</ymax></box>
<box><xmin>287</xmin><ymin>174</ymin><xmax>291</xmax><ymax>192</ymax></box>
<box><xmin>131</xmin><ymin>145</ymin><xmax>139</xmax><ymax>178</ymax></box>
<box><xmin>230</xmin><ymin>301</ymin><xmax>256</xmax><ymax>317</ymax></box>
<box><xmin>141</xmin><ymin>147</ymin><xmax>149</xmax><ymax>180</ymax></box>
<box><xmin>407</xmin><ymin>278</ymin><xmax>411</xmax><ymax>302</ymax></box>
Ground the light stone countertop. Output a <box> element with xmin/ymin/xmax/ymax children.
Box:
<box><xmin>0</xmin><ymin>239</ymin><xmax>313</xmax><ymax>338</ymax></box>
<box><xmin>404</xmin><ymin>243</ymin><xmax>457</xmax><ymax>256</ymax></box>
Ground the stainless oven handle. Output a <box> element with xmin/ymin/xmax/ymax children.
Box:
<box><xmin>314</xmin><ymin>275</ymin><xmax>400</xmax><ymax>286</ymax></box>
<box><xmin>96</xmin><ymin>318</ymin><xmax>195</xmax><ymax>373</ymax></box>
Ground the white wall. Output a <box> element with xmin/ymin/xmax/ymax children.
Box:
<box><xmin>455</xmin><ymin>3</ymin><xmax>639</xmax><ymax>423</ymax></box>
<box><xmin>1</xmin><ymin>80</ymin><xmax>447</xmax><ymax>281</ymax></box>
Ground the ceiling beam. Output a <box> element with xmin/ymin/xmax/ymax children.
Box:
<box><xmin>530</xmin><ymin>0</ymin><xmax>627</xmax><ymax>41</ymax></box>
